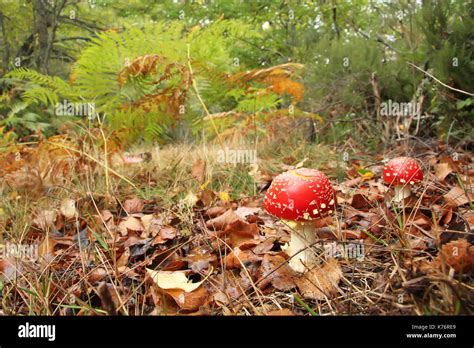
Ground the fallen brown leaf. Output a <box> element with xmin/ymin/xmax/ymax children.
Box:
<box><xmin>165</xmin><ymin>286</ymin><xmax>209</xmax><ymax>311</ymax></box>
<box><xmin>225</xmin><ymin>247</ymin><xmax>262</xmax><ymax>269</ymax></box>
<box><xmin>434</xmin><ymin>162</ymin><xmax>453</xmax><ymax>181</ymax></box>
<box><xmin>191</xmin><ymin>159</ymin><xmax>206</xmax><ymax>183</ymax></box>
<box><xmin>404</xmin><ymin>227</ymin><xmax>428</xmax><ymax>250</ymax></box>
<box><xmin>96</xmin><ymin>282</ymin><xmax>119</xmax><ymax>315</ymax></box>
<box><xmin>351</xmin><ymin>193</ymin><xmax>370</xmax><ymax>210</ymax></box>
<box><xmin>206</xmin><ymin>209</ymin><xmax>241</xmax><ymax>230</ymax></box>
<box><xmin>123</xmin><ymin>198</ymin><xmax>144</xmax><ymax>214</ymax></box>
<box><xmin>368</xmin><ymin>213</ymin><xmax>386</xmax><ymax>235</ymax></box>
<box><xmin>212</xmin><ymin>270</ymin><xmax>249</xmax><ymax>300</ymax></box>
<box><xmin>140</xmin><ymin>214</ymin><xmax>153</xmax><ymax>236</ymax></box>
<box><xmin>223</xmin><ymin>220</ymin><xmax>260</xmax><ymax>247</ymax></box>
<box><xmin>116</xmin><ymin>248</ymin><xmax>130</xmax><ymax>267</ymax></box>
<box><xmin>185</xmin><ymin>246</ymin><xmax>217</xmax><ymax>273</ymax></box>
<box><xmin>338</xmin><ymin>177</ymin><xmax>363</xmax><ymax>191</ymax></box>
<box><xmin>439</xmin><ymin>155</ymin><xmax>462</xmax><ymax>172</ymax></box>
<box><xmin>432</xmin><ymin>239</ymin><xmax>474</xmax><ymax>273</ymax></box>
<box><xmin>33</xmin><ymin>210</ymin><xmax>56</xmax><ymax>231</ymax></box>
<box><xmin>145</xmin><ymin>216</ymin><xmax>168</xmax><ymax>237</ymax></box>
<box><xmin>205</xmin><ymin>206</ymin><xmax>227</xmax><ymax>218</ymax></box>
<box><xmin>0</xmin><ymin>258</ymin><xmax>19</xmax><ymax>282</ymax></box>
<box><xmin>161</xmin><ymin>260</ymin><xmax>188</xmax><ymax>271</ymax></box>
<box><xmin>444</xmin><ymin>186</ymin><xmax>472</xmax><ymax>207</ymax></box>
<box><xmin>464</xmin><ymin>212</ymin><xmax>474</xmax><ymax>230</ymax></box>
<box><xmin>199</xmin><ymin>189</ymin><xmax>215</xmax><ymax>206</ymax></box>
<box><xmin>441</xmin><ymin>208</ymin><xmax>453</xmax><ymax>226</ymax></box>
<box><xmin>212</xmin><ymin>291</ymin><xmax>230</xmax><ymax>307</ymax></box>
<box><xmin>253</xmin><ymin>238</ymin><xmax>277</xmax><ymax>254</ymax></box>
<box><xmin>153</xmin><ymin>226</ymin><xmax>178</xmax><ymax>244</ymax></box>
<box><xmin>234</xmin><ymin>207</ymin><xmax>262</xmax><ymax>220</ymax></box>
<box><xmin>88</xmin><ymin>268</ymin><xmax>108</xmax><ymax>283</ymax></box>
<box><xmin>411</xmin><ymin>212</ymin><xmax>431</xmax><ymax>227</ymax></box>
<box><xmin>313</xmin><ymin>216</ymin><xmax>334</xmax><ymax>228</ymax></box>
<box><xmin>99</xmin><ymin>210</ymin><xmax>113</xmax><ymax>223</ymax></box>
<box><xmin>147</xmin><ymin>269</ymin><xmax>206</xmax><ymax>292</ymax></box>
<box><xmin>118</xmin><ymin>217</ymin><xmax>144</xmax><ymax>236</ymax></box>
<box><xmin>38</xmin><ymin>235</ymin><xmax>58</xmax><ymax>258</ymax></box>
<box><xmin>266</xmin><ymin>308</ymin><xmax>295</xmax><ymax>316</ymax></box>
<box><xmin>259</xmin><ymin>254</ymin><xmax>296</xmax><ymax>291</ymax></box>
<box><xmin>295</xmin><ymin>258</ymin><xmax>343</xmax><ymax>300</ymax></box>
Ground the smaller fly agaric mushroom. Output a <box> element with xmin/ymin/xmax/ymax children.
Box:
<box><xmin>383</xmin><ymin>157</ymin><xmax>423</xmax><ymax>202</ymax></box>
<box><xmin>264</xmin><ymin>168</ymin><xmax>336</xmax><ymax>273</ymax></box>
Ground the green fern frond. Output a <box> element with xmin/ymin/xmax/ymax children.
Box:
<box><xmin>144</xmin><ymin>122</ymin><xmax>164</xmax><ymax>143</ymax></box>
<box><xmin>6</xmin><ymin>68</ymin><xmax>78</xmax><ymax>106</ymax></box>
<box><xmin>6</xmin><ymin>102</ymin><xmax>29</xmax><ymax>119</ymax></box>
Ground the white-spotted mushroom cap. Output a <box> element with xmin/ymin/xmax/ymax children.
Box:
<box><xmin>383</xmin><ymin>157</ymin><xmax>423</xmax><ymax>186</ymax></box>
<box><xmin>264</xmin><ymin>168</ymin><xmax>336</xmax><ymax>221</ymax></box>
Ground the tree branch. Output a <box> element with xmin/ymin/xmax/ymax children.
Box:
<box><xmin>43</xmin><ymin>0</ymin><xmax>68</xmax><ymax>73</ymax></box>
<box><xmin>54</xmin><ymin>36</ymin><xmax>92</xmax><ymax>42</ymax></box>
<box><xmin>407</xmin><ymin>62</ymin><xmax>474</xmax><ymax>97</ymax></box>
<box><xmin>58</xmin><ymin>16</ymin><xmax>104</xmax><ymax>32</ymax></box>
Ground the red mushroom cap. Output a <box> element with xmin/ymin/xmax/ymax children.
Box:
<box><xmin>383</xmin><ymin>157</ymin><xmax>423</xmax><ymax>185</ymax></box>
<box><xmin>264</xmin><ymin>168</ymin><xmax>336</xmax><ymax>221</ymax></box>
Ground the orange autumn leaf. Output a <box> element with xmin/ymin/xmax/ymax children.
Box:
<box><xmin>165</xmin><ymin>286</ymin><xmax>209</xmax><ymax>312</ymax></box>
<box><xmin>432</xmin><ymin>239</ymin><xmax>474</xmax><ymax>273</ymax></box>
<box><xmin>228</xmin><ymin>63</ymin><xmax>304</xmax><ymax>104</ymax></box>
<box><xmin>295</xmin><ymin>258</ymin><xmax>343</xmax><ymax>300</ymax></box>
<box><xmin>117</xmin><ymin>54</ymin><xmax>161</xmax><ymax>86</ymax></box>
<box><xmin>118</xmin><ymin>55</ymin><xmax>191</xmax><ymax>117</ymax></box>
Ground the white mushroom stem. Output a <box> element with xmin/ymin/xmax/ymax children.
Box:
<box><xmin>283</xmin><ymin>221</ymin><xmax>317</xmax><ymax>273</ymax></box>
<box><xmin>393</xmin><ymin>185</ymin><xmax>412</xmax><ymax>202</ymax></box>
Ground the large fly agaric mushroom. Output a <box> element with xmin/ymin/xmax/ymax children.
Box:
<box><xmin>383</xmin><ymin>157</ymin><xmax>423</xmax><ymax>202</ymax></box>
<box><xmin>264</xmin><ymin>168</ymin><xmax>336</xmax><ymax>273</ymax></box>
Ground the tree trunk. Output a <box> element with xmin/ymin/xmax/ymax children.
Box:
<box><xmin>32</xmin><ymin>0</ymin><xmax>51</xmax><ymax>73</ymax></box>
<box><xmin>0</xmin><ymin>11</ymin><xmax>10</xmax><ymax>73</ymax></box>
<box><xmin>31</xmin><ymin>0</ymin><xmax>66</xmax><ymax>74</ymax></box>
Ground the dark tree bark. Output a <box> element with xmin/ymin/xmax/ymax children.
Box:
<box><xmin>31</xmin><ymin>0</ymin><xmax>67</xmax><ymax>74</ymax></box>
<box><xmin>0</xmin><ymin>11</ymin><xmax>10</xmax><ymax>73</ymax></box>
<box><xmin>32</xmin><ymin>0</ymin><xmax>51</xmax><ymax>73</ymax></box>
<box><xmin>332</xmin><ymin>5</ymin><xmax>340</xmax><ymax>39</ymax></box>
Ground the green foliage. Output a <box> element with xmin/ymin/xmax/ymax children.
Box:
<box><xmin>3</xmin><ymin>102</ymin><xmax>44</xmax><ymax>130</ymax></box>
<box><xmin>303</xmin><ymin>0</ymin><xmax>473</xmax><ymax>143</ymax></box>
<box><xmin>2</xmin><ymin>20</ymin><xmax>259</xmax><ymax>143</ymax></box>
<box><xmin>235</xmin><ymin>92</ymin><xmax>281</xmax><ymax>114</ymax></box>
<box><xmin>306</xmin><ymin>36</ymin><xmax>384</xmax><ymax>109</ymax></box>
<box><xmin>416</xmin><ymin>0</ymin><xmax>474</xmax><ymax>142</ymax></box>
<box><xmin>1</xmin><ymin>67</ymin><xmax>83</xmax><ymax>137</ymax></box>
<box><xmin>97</xmin><ymin>20</ymin><xmax>255</xmax><ymax>142</ymax></box>
<box><xmin>6</xmin><ymin>68</ymin><xmax>77</xmax><ymax>106</ymax></box>
<box><xmin>107</xmin><ymin>109</ymin><xmax>174</xmax><ymax>144</ymax></box>
<box><xmin>73</xmin><ymin>20</ymin><xmax>256</xmax><ymax>112</ymax></box>
<box><xmin>1</xmin><ymin>0</ymin><xmax>472</xmax><ymax>146</ymax></box>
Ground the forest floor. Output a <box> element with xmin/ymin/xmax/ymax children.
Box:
<box><xmin>0</xmin><ymin>133</ymin><xmax>473</xmax><ymax>316</ymax></box>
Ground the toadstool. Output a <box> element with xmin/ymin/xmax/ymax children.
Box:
<box><xmin>264</xmin><ymin>168</ymin><xmax>336</xmax><ymax>273</ymax></box>
<box><xmin>383</xmin><ymin>157</ymin><xmax>423</xmax><ymax>202</ymax></box>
